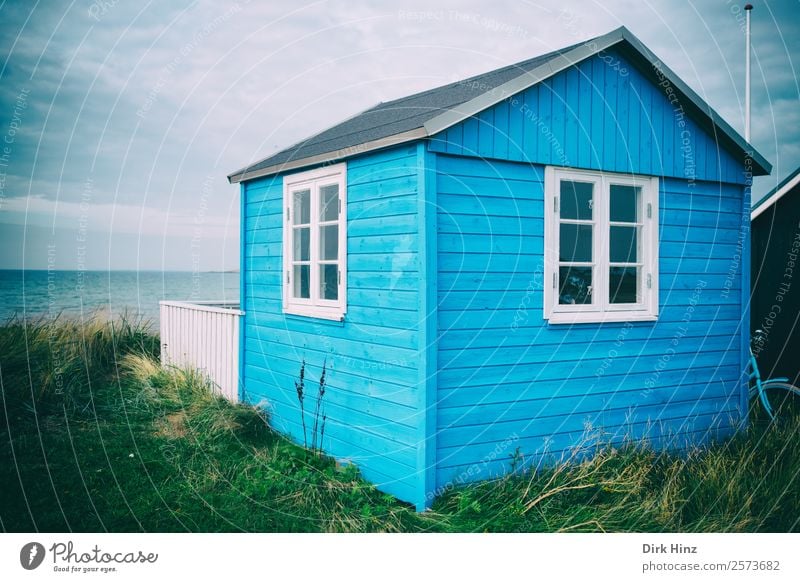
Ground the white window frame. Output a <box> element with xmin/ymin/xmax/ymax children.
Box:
<box><xmin>544</xmin><ymin>166</ymin><xmax>659</xmax><ymax>324</ymax></box>
<box><xmin>282</xmin><ymin>163</ymin><xmax>347</xmax><ymax>321</ymax></box>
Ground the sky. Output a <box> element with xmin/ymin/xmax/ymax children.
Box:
<box><xmin>0</xmin><ymin>0</ymin><xmax>798</xmax><ymax>271</ymax></box>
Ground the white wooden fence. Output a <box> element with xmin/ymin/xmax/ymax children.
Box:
<box><xmin>159</xmin><ymin>300</ymin><xmax>244</xmax><ymax>402</ymax></box>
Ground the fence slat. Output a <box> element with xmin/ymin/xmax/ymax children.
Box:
<box><xmin>158</xmin><ymin>301</ymin><xmax>243</xmax><ymax>401</ymax></box>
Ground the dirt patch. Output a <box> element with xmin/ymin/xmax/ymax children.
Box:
<box><xmin>154</xmin><ymin>411</ymin><xmax>187</xmax><ymax>439</ymax></box>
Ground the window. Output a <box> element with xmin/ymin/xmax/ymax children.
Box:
<box><xmin>283</xmin><ymin>163</ymin><xmax>347</xmax><ymax>320</ymax></box>
<box><xmin>544</xmin><ymin>167</ymin><xmax>659</xmax><ymax>324</ymax></box>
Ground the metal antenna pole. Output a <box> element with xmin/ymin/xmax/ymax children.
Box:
<box><xmin>745</xmin><ymin>3</ymin><xmax>753</xmax><ymax>142</ymax></box>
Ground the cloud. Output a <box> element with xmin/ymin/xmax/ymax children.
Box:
<box><xmin>1</xmin><ymin>0</ymin><xmax>798</xmax><ymax>270</ymax></box>
<box><xmin>1</xmin><ymin>194</ymin><xmax>236</xmax><ymax>239</ymax></box>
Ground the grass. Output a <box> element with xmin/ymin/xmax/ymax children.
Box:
<box><xmin>1</xmin><ymin>315</ymin><xmax>799</xmax><ymax>532</ymax></box>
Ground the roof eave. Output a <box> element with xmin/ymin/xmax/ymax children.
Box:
<box><xmin>227</xmin><ymin>127</ymin><xmax>428</xmax><ymax>183</ymax></box>
<box><xmin>422</xmin><ymin>27</ymin><xmax>626</xmax><ymax>136</ymax></box>
<box><xmin>751</xmin><ymin>166</ymin><xmax>800</xmax><ymax>220</ymax></box>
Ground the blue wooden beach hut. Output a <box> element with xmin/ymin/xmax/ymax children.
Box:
<box><xmin>228</xmin><ymin>26</ymin><xmax>771</xmax><ymax>510</ymax></box>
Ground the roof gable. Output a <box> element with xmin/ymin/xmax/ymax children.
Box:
<box><xmin>229</xmin><ymin>26</ymin><xmax>771</xmax><ymax>183</ymax></box>
<box><xmin>751</xmin><ymin>166</ymin><xmax>800</xmax><ymax>220</ymax></box>
<box><xmin>430</xmin><ymin>46</ymin><xmax>751</xmax><ymax>184</ymax></box>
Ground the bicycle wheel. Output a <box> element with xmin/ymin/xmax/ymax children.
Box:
<box><xmin>761</xmin><ymin>382</ymin><xmax>800</xmax><ymax>419</ymax></box>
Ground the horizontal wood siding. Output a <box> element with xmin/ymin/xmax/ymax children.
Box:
<box><xmin>241</xmin><ymin>144</ymin><xmax>423</xmax><ymax>505</ymax></box>
<box><xmin>434</xmin><ymin>152</ymin><xmax>746</xmax><ymax>488</ymax></box>
<box><xmin>429</xmin><ymin>49</ymin><xmax>746</xmax><ymax>185</ymax></box>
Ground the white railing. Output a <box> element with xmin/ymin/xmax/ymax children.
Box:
<box><xmin>159</xmin><ymin>300</ymin><xmax>244</xmax><ymax>402</ymax></box>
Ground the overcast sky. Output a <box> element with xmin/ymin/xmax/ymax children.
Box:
<box><xmin>1</xmin><ymin>0</ymin><xmax>798</xmax><ymax>271</ymax></box>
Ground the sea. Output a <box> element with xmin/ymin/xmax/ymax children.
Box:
<box><xmin>0</xmin><ymin>270</ymin><xmax>239</xmax><ymax>327</ymax></box>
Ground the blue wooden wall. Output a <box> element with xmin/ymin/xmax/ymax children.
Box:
<box><xmin>430</xmin><ymin>49</ymin><xmax>749</xmax><ymax>489</ymax></box>
<box><xmin>241</xmin><ymin>143</ymin><xmax>426</xmax><ymax>506</ymax></box>
<box><xmin>434</xmin><ymin>154</ymin><xmax>747</xmax><ymax>487</ymax></box>
<box><xmin>429</xmin><ymin>49</ymin><xmax>747</xmax><ymax>186</ymax></box>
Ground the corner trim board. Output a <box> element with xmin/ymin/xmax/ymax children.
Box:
<box><xmin>415</xmin><ymin>143</ymin><xmax>438</xmax><ymax>510</ymax></box>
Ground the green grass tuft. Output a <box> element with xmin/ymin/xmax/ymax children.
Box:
<box><xmin>1</xmin><ymin>315</ymin><xmax>798</xmax><ymax>532</ymax></box>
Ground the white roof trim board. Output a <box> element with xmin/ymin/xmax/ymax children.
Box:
<box><xmin>751</xmin><ymin>166</ymin><xmax>800</xmax><ymax>220</ymax></box>
<box><xmin>420</xmin><ymin>38</ymin><xmax>607</xmax><ymax>137</ymax></box>
<box><xmin>229</xmin><ymin>26</ymin><xmax>771</xmax><ymax>184</ymax></box>
<box><xmin>229</xmin><ymin>128</ymin><xmax>427</xmax><ymax>184</ymax></box>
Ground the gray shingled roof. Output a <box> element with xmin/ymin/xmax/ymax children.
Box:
<box><xmin>229</xmin><ymin>27</ymin><xmax>771</xmax><ymax>183</ymax></box>
<box><xmin>228</xmin><ymin>38</ymin><xmax>592</xmax><ymax>182</ymax></box>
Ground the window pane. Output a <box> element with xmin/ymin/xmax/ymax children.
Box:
<box><xmin>609</xmin><ymin>266</ymin><xmax>639</xmax><ymax>304</ymax></box>
<box><xmin>320</xmin><ymin>264</ymin><xmax>338</xmax><ymax>300</ymax></box>
<box><xmin>560</xmin><ymin>223</ymin><xmax>593</xmax><ymax>262</ymax></box>
<box><xmin>610</xmin><ymin>226</ymin><xmax>638</xmax><ymax>263</ymax></box>
<box><xmin>293</xmin><ymin>189</ymin><xmax>311</xmax><ymax>225</ymax></box>
<box><xmin>610</xmin><ymin>185</ymin><xmax>640</xmax><ymax>223</ymax></box>
<box><xmin>560</xmin><ymin>180</ymin><xmax>593</xmax><ymax>220</ymax></box>
<box><xmin>293</xmin><ymin>227</ymin><xmax>310</xmax><ymax>261</ymax></box>
<box><xmin>320</xmin><ymin>184</ymin><xmax>339</xmax><ymax>222</ymax></box>
<box><xmin>293</xmin><ymin>264</ymin><xmax>310</xmax><ymax>299</ymax></box>
<box><xmin>320</xmin><ymin>225</ymin><xmax>338</xmax><ymax>260</ymax></box>
<box><xmin>559</xmin><ymin>266</ymin><xmax>593</xmax><ymax>305</ymax></box>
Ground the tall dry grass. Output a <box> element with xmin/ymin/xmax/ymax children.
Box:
<box><xmin>2</xmin><ymin>315</ymin><xmax>798</xmax><ymax>532</ymax></box>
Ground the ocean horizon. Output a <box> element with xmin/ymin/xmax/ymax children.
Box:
<box><xmin>0</xmin><ymin>269</ymin><xmax>240</xmax><ymax>325</ymax></box>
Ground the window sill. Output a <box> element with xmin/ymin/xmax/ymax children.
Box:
<box><xmin>283</xmin><ymin>306</ymin><xmax>346</xmax><ymax>324</ymax></box>
<box><xmin>545</xmin><ymin>311</ymin><xmax>658</xmax><ymax>325</ymax></box>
